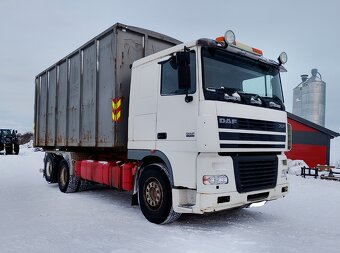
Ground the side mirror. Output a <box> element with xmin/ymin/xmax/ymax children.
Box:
<box><xmin>176</xmin><ymin>51</ymin><xmax>191</xmax><ymax>91</ymax></box>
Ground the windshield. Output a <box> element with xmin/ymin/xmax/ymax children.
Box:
<box><xmin>1</xmin><ymin>129</ymin><xmax>11</xmax><ymax>136</ymax></box>
<box><xmin>202</xmin><ymin>48</ymin><xmax>284</xmax><ymax>109</ymax></box>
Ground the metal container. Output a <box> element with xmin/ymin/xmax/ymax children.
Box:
<box><xmin>34</xmin><ymin>23</ymin><xmax>181</xmax><ymax>150</ymax></box>
<box><xmin>292</xmin><ymin>69</ymin><xmax>326</xmax><ymax>126</ymax></box>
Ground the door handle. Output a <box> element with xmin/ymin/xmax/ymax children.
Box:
<box><xmin>157</xmin><ymin>132</ymin><xmax>167</xmax><ymax>140</ymax></box>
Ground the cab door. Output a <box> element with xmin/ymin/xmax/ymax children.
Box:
<box><xmin>156</xmin><ymin>50</ymin><xmax>199</xmax><ymax>188</ymax></box>
<box><xmin>156</xmin><ymin>50</ymin><xmax>198</xmax><ymax>143</ymax></box>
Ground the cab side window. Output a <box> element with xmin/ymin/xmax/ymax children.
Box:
<box><xmin>161</xmin><ymin>51</ymin><xmax>196</xmax><ymax>95</ymax></box>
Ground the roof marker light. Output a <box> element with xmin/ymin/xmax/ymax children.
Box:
<box><xmin>233</xmin><ymin>41</ymin><xmax>263</xmax><ymax>56</ymax></box>
<box><xmin>252</xmin><ymin>47</ymin><xmax>263</xmax><ymax>55</ymax></box>
<box><xmin>215</xmin><ymin>36</ymin><xmax>225</xmax><ymax>43</ymax></box>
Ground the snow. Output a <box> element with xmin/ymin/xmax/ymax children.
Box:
<box><xmin>287</xmin><ymin>159</ymin><xmax>309</xmax><ymax>175</ymax></box>
<box><xmin>1</xmin><ymin>147</ymin><xmax>340</xmax><ymax>253</ymax></box>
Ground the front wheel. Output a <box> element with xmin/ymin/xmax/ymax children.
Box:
<box><xmin>5</xmin><ymin>146</ymin><xmax>12</xmax><ymax>155</ymax></box>
<box><xmin>58</xmin><ymin>159</ymin><xmax>80</xmax><ymax>193</ymax></box>
<box><xmin>138</xmin><ymin>164</ymin><xmax>181</xmax><ymax>224</ymax></box>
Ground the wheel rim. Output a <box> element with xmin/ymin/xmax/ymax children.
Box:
<box><xmin>144</xmin><ymin>178</ymin><xmax>163</xmax><ymax>210</ymax></box>
<box><xmin>60</xmin><ymin>165</ymin><xmax>68</xmax><ymax>187</ymax></box>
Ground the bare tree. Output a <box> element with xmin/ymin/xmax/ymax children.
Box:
<box><xmin>18</xmin><ymin>132</ymin><xmax>34</xmax><ymax>145</ymax></box>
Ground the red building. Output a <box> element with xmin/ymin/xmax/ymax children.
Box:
<box><xmin>286</xmin><ymin>112</ymin><xmax>339</xmax><ymax>167</ymax></box>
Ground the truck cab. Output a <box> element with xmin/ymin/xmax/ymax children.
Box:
<box><xmin>128</xmin><ymin>31</ymin><xmax>290</xmax><ymax>216</ymax></box>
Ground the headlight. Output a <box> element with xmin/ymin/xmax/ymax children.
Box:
<box><xmin>203</xmin><ymin>175</ymin><xmax>228</xmax><ymax>185</ymax></box>
<box><xmin>278</xmin><ymin>52</ymin><xmax>288</xmax><ymax>65</ymax></box>
<box><xmin>224</xmin><ymin>30</ymin><xmax>235</xmax><ymax>44</ymax></box>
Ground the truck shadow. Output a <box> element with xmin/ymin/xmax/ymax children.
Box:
<box><xmin>77</xmin><ymin>184</ymin><xmax>133</xmax><ymax>205</ymax></box>
<box><xmin>175</xmin><ymin>208</ymin><xmax>274</xmax><ymax>229</ymax></box>
<box><xmin>87</xmin><ymin>185</ymin><xmax>277</xmax><ymax>228</ymax></box>
<box><xmin>45</xmin><ymin>182</ymin><xmax>133</xmax><ymax>206</ymax></box>
<box><xmin>48</xmin><ymin>183</ymin><xmax>276</xmax><ymax>228</ymax></box>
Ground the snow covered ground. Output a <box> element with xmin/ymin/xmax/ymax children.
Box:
<box><xmin>1</xmin><ymin>147</ymin><xmax>340</xmax><ymax>253</ymax></box>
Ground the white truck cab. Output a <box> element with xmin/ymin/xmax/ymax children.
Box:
<box><xmin>128</xmin><ymin>30</ymin><xmax>290</xmax><ymax>217</ymax></box>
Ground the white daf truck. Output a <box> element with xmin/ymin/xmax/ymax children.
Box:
<box><xmin>34</xmin><ymin>23</ymin><xmax>290</xmax><ymax>224</ymax></box>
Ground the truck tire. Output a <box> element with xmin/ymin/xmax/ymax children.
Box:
<box><xmin>58</xmin><ymin>159</ymin><xmax>80</xmax><ymax>193</ymax></box>
<box><xmin>44</xmin><ymin>153</ymin><xmax>59</xmax><ymax>183</ymax></box>
<box><xmin>14</xmin><ymin>144</ymin><xmax>19</xmax><ymax>155</ymax></box>
<box><xmin>5</xmin><ymin>146</ymin><xmax>12</xmax><ymax>155</ymax></box>
<box><xmin>138</xmin><ymin>165</ymin><xmax>181</xmax><ymax>224</ymax></box>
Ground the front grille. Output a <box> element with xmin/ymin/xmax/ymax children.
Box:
<box><xmin>233</xmin><ymin>155</ymin><xmax>278</xmax><ymax>193</ymax></box>
<box><xmin>218</xmin><ymin>116</ymin><xmax>287</xmax><ymax>150</ymax></box>
<box><xmin>218</xmin><ymin>116</ymin><xmax>286</xmax><ymax>132</ymax></box>
<box><xmin>220</xmin><ymin>143</ymin><xmax>285</xmax><ymax>149</ymax></box>
<box><xmin>219</xmin><ymin>132</ymin><xmax>286</xmax><ymax>142</ymax></box>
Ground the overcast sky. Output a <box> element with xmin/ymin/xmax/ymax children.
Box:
<box><xmin>1</xmin><ymin>0</ymin><xmax>339</xmax><ymax>161</ymax></box>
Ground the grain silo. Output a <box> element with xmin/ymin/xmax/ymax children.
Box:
<box><xmin>292</xmin><ymin>69</ymin><xmax>326</xmax><ymax>126</ymax></box>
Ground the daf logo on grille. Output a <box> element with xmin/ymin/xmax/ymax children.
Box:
<box><xmin>219</xmin><ymin>117</ymin><xmax>238</xmax><ymax>124</ymax></box>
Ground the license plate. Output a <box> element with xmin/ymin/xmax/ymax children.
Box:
<box><xmin>249</xmin><ymin>201</ymin><xmax>267</xmax><ymax>208</ymax></box>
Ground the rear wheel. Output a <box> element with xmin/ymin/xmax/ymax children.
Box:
<box><xmin>138</xmin><ymin>164</ymin><xmax>181</xmax><ymax>224</ymax></box>
<box><xmin>44</xmin><ymin>153</ymin><xmax>59</xmax><ymax>183</ymax></box>
<box><xmin>58</xmin><ymin>159</ymin><xmax>80</xmax><ymax>193</ymax></box>
<box><xmin>14</xmin><ymin>144</ymin><xmax>19</xmax><ymax>155</ymax></box>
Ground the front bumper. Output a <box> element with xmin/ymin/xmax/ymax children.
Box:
<box><xmin>172</xmin><ymin>152</ymin><xmax>289</xmax><ymax>214</ymax></box>
<box><xmin>173</xmin><ymin>182</ymin><xmax>288</xmax><ymax>214</ymax></box>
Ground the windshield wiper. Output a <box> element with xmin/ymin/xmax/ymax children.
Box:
<box><xmin>233</xmin><ymin>92</ymin><xmax>265</xmax><ymax>107</ymax></box>
<box><xmin>250</xmin><ymin>94</ymin><xmax>263</xmax><ymax>105</ymax></box>
<box><xmin>245</xmin><ymin>93</ymin><xmax>284</xmax><ymax>110</ymax></box>
<box><xmin>205</xmin><ymin>86</ymin><xmax>285</xmax><ymax>110</ymax></box>
<box><xmin>270</xmin><ymin>95</ymin><xmax>285</xmax><ymax>110</ymax></box>
<box><xmin>206</xmin><ymin>86</ymin><xmax>239</xmax><ymax>94</ymax></box>
<box><xmin>205</xmin><ymin>86</ymin><xmax>242</xmax><ymax>102</ymax></box>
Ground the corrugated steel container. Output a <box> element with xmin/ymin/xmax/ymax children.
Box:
<box><xmin>34</xmin><ymin>23</ymin><xmax>181</xmax><ymax>150</ymax></box>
